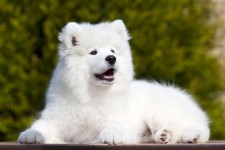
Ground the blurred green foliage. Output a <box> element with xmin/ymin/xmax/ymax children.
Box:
<box><xmin>0</xmin><ymin>0</ymin><xmax>224</xmax><ymax>141</ymax></box>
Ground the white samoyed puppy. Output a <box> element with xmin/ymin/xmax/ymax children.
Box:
<box><xmin>18</xmin><ymin>20</ymin><xmax>210</xmax><ymax>144</ymax></box>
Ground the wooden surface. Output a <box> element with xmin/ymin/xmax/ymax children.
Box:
<box><xmin>0</xmin><ymin>141</ymin><xmax>225</xmax><ymax>150</ymax></box>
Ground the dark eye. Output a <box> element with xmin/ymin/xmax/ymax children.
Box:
<box><xmin>111</xmin><ymin>49</ymin><xmax>115</xmax><ymax>53</ymax></box>
<box><xmin>90</xmin><ymin>50</ymin><xmax>97</xmax><ymax>55</ymax></box>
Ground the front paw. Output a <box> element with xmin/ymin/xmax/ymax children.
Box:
<box><xmin>100</xmin><ymin>123</ymin><xmax>126</xmax><ymax>145</ymax></box>
<box><xmin>18</xmin><ymin>129</ymin><xmax>44</xmax><ymax>144</ymax></box>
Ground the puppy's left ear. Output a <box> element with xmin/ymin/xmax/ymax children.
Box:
<box><xmin>112</xmin><ymin>20</ymin><xmax>131</xmax><ymax>41</ymax></box>
<box><xmin>58</xmin><ymin>22</ymin><xmax>82</xmax><ymax>50</ymax></box>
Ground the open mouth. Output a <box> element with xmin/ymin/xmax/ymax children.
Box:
<box><xmin>95</xmin><ymin>68</ymin><xmax>115</xmax><ymax>82</ymax></box>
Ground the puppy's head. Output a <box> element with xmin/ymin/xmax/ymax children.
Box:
<box><xmin>58</xmin><ymin>20</ymin><xmax>134</xmax><ymax>87</ymax></box>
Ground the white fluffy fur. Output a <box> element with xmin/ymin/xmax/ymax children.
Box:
<box><xmin>18</xmin><ymin>20</ymin><xmax>209</xmax><ymax>144</ymax></box>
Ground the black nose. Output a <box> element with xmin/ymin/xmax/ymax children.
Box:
<box><xmin>105</xmin><ymin>55</ymin><xmax>116</xmax><ymax>65</ymax></box>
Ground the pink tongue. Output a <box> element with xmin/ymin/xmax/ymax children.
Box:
<box><xmin>104</xmin><ymin>75</ymin><xmax>113</xmax><ymax>79</ymax></box>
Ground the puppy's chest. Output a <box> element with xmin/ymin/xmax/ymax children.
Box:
<box><xmin>60</xmin><ymin>104</ymin><xmax>104</xmax><ymax>143</ymax></box>
<box><xmin>59</xmin><ymin>100</ymin><xmax>127</xmax><ymax>143</ymax></box>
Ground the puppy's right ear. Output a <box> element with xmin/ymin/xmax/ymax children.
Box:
<box><xmin>58</xmin><ymin>22</ymin><xmax>82</xmax><ymax>50</ymax></box>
